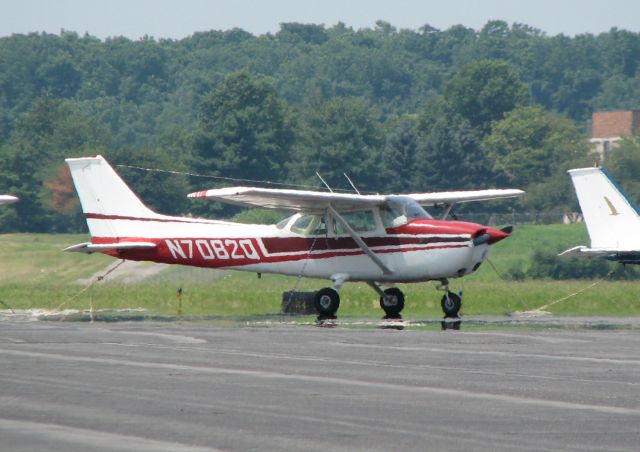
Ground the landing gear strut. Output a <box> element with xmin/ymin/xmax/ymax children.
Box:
<box><xmin>437</xmin><ymin>279</ymin><xmax>461</xmax><ymax>317</ymax></box>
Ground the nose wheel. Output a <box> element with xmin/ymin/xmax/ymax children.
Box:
<box><xmin>436</xmin><ymin>279</ymin><xmax>462</xmax><ymax>317</ymax></box>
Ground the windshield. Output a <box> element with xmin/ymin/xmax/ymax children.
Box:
<box><xmin>382</xmin><ymin>196</ymin><xmax>432</xmax><ymax>228</ymax></box>
<box><xmin>276</xmin><ymin>214</ymin><xmax>295</xmax><ymax>229</ymax></box>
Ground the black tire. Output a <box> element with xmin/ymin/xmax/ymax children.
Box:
<box><xmin>379</xmin><ymin>287</ymin><xmax>405</xmax><ymax>318</ymax></box>
<box><xmin>441</xmin><ymin>291</ymin><xmax>461</xmax><ymax>317</ymax></box>
<box><xmin>314</xmin><ymin>288</ymin><xmax>340</xmax><ymax>317</ymax></box>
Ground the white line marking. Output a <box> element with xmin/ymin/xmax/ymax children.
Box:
<box><xmin>2</xmin><ymin>349</ymin><xmax>639</xmax><ymax>416</ymax></box>
<box><xmin>0</xmin><ymin>418</ymin><xmax>220</xmax><ymax>451</ymax></box>
<box><xmin>331</xmin><ymin>342</ymin><xmax>640</xmax><ymax>365</ymax></box>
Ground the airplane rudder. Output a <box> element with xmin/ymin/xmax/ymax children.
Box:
<box><xmin>569</xmin><ymin>166</ymin><xmax>640</xmax><ymax>249</ymax></box>
<box><xmin>598</xmin><ymin>166</ymin><xmax>640</xmax><ymax>217</ymax></box>
<box><xmin>66</xmin><ymin>155</ymin><xmax>156</xmax><ymax>218</ymax></box>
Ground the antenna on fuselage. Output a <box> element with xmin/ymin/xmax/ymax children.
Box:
<box><xmin>315</xmin><ymin>171</ymin><xmax>333</xmax><ymax>193</ymax></box>
<box><xmin>343</xmin><ymin>173</ymin><xmax>361</xmax><ymax>195</ymax></box>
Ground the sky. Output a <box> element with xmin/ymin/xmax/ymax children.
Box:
<box><xmin>1</xmin><ymin>0</ymin><xmax>639</xmax><ymax>40</ymax></box>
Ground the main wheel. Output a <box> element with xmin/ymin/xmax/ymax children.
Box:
<box><xmin>379</xmin><ymin>287</ymin><xmax>405</xmax><ymax>318</ymax></box>
<box><xmin>314</xmin><ymin>288</ymin><xmax>340</xmax><ymax>317</ymax></box>
<box><xmin>441</xmin><ymin>291</ymin><xmax>461</xmax><ymax>317</ymax></box>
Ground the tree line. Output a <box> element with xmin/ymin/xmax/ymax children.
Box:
<box><xmin>1</xmin><ymin>21</ymin><xmax>640</xmax><ymax>232</ymax></box>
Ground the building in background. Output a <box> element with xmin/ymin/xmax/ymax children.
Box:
<box><xmin>591</xmin><ymin>110</ymin><xmax>640</xmax><ymax>160</ymax></box>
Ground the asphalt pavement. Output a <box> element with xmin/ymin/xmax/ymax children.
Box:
<box><xmin>1</xmin><ymin>318</ymin><xmax>639</xmax><ymax>451</ymax></box>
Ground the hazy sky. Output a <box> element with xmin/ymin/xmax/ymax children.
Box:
<box><xmin>2</xmin><ymin>0</ymin><xmax>639</xmax><ymax>40</ymax></box>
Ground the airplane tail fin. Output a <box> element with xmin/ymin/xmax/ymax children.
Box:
<box><xmin>568</xmin><ymin>166</ymin><xmax>640</xmax><ymax>250</ymax></box>
<box><xmin>66</xmin><ymin>155</ymin><xmax>160</xmax><ymax>240</ymax></box>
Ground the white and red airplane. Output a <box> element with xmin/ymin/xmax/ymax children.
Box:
<box><xmin>65</xmin><ymin>155</ymin><xmax>523</xmax><ymax>318</ymax></box>
<box><xmin>0</xmin><ymin>195</ymin><xmax>19</xmax><ymax>204</ymax></box>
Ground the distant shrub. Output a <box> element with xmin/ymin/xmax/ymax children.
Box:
<box><xmin>503</xmin><ymin>262</ymin><xmax>526</xmax><ymax>281</ymax></box>
<box><xmin>526</xmin><ymin>250</ymin><xmax>639</xmax><ymax>280</ymax></box>
<box><xmin>610</xmin><ymin>265</ymin><xmax>640</xmax><ymax>280</ymax></box>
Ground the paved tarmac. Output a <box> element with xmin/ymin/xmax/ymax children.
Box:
<box><xmin>1</xmin><ymin>319</ymin><xmax>639</xmax><ymax>451</ymax></box>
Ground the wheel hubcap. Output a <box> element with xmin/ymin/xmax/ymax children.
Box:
<box><xmin>383</xmin><ymin>295</ymin><xmax>397</xmax><ymax>307</ymax></box>
<box><xmin>444</xmin><ymin>297</ymin><xmax>454</xmax><ymax>310</ymax></box>
<box><xmin>319</xmin><ymin>295</ymin><xmax>332</xmax><ymax>309</ymax></box>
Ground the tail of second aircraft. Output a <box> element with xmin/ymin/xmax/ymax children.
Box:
<box><xmin>565</xmin><ymin>166</ymin><xmax>640</xmax><ymax>253</ymax></box>
<box><xmin>65</xmin><ymin>155</ymin><xmax>162</xmax><ymax>253</ymax></box>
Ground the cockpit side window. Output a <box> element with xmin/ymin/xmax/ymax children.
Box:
<box><xmin>383</xmin><ymin>196</ymin><xmax>432</xmax><ymax>228</ymax></box>
<box><xmin>333</xmin><ymin>210</ymin><xmax>377</xmax><ymax>235</ymax></box>
<box><xmin>290</xmin><ymin>214</ymin><xmax>328</xmax><ymax>236</ymax></box>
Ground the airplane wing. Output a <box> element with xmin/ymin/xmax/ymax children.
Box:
<box><xmin>188</xmin><ymin>187</ymin><xmax>523</xmax><ymax>213</ymax></box>
<box><xmin>0</xmin><ymin>195</ymin><xmax>19</xmax><ymax>204</ymax></box>
<box><xmin>188</xmin><ymin>187</ymin><xmax>386</xmax><ymax>213</ymax></box>
<box><xmin>407</xmin><ymin>189</ymin><xmax>525</xmax><ymax>206</ymax></box>
<box><xmin>64</xmin><ymin>242</ymin><xmax>157</xmax><ymax>254</ymax></box>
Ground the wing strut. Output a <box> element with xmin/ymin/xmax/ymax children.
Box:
<box><xmin>439</xmin><ymin>202</ymin><xmax>454</xmax><ymax>220</ymax></box>
<box><xmin>327</xmin><ymin>205</ymin><xmax>393</xmax><ymax>275</ymax></box>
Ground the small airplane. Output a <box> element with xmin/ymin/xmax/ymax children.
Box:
<box><xmin>0</xmin><ymin>195</ymin><xmax>19</xmax><ymax>204</ymax></box>
<box><xmin>561</xmin><ymin>166</ymin><xmax>640</xmax><ymax>264</ymax></box>
<box><xmin>65</xmin><ymin>155</ymin><xmax>523</xmax><ymax>318</ymax></box>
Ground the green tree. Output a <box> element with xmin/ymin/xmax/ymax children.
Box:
<box><xmin>444</xmin><ymin>59</ymin><xmax>528</xmax><ymax>135</ymax></box>
<box><xmin>0</xmin><ymin>94</ymin><xmax>110</xmax><ymax>231</ymax></box>
<box><xmin>277</xmin><ymin>23</ymin><xmax>328</xmax><ymax>45</ymax></box>
<box><xmin>381</xmin><ymin>115</ymin><xmax>419</xmax><ymax>193</ymax></box>
<box><xmin>483</xmin><ymin>106</ymin><xmax>590</xmax><ymax>210</ymax></box>
<box><xmin>605</xmin><ymin>134</ymin><xmax>640</xmax><ymax>202</ymax></box>
<box><xmin>414</xmin><ymin>106</ymin><xmax>495</xmax><ymax>192</ymax></box>
<box><xmin>590</xmin><ymin>74</ymin><xmax>640</xmax><ymax>111</ymax></box>
<box><xmin>193</xmin><ymin>71</ymin><xmax>294</xmax><ymax>184</ymax></box>
<box><xmin>289</xmin><ymin>97</ymin><xmax>383</xmax><ymax>191</ymax></box>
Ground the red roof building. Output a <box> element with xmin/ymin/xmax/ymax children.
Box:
<box><xmin>591</xmin><ymin>110</ymin><xmax>640</xmax><ymax>160</ymax></box>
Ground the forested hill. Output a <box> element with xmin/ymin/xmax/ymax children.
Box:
<box><xmin>2</xmin><ymin>20</ymin><xmax>640</xmax><ymax>232</ymax></box>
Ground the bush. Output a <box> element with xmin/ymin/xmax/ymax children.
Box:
<box><xmin>526</xmin><ymin>250</ymin><xmax>639</xmax><ymax>280</ymax></box>
<box><xmin>503</xmin><ymin>262</ymin><xmax>526</xmax><ymax>281</ymax></box>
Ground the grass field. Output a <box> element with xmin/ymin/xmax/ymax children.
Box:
<box><xmin>1</xmin><ymin>225</ymin><xmax>640</xmax><ymax>318</ymax></box>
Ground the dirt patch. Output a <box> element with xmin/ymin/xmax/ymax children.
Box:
<box><xmin>76</xmin><ymin>260</ymin><xmax>228</xmax><ymax>285</ymax></box>
<box><xmin>77</xmin><ymin>260</ymin><xmax>168</xmax><ymax>285</ymax></box>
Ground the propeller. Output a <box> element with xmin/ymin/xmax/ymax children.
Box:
<box><xmin>472</xmin><ymin>225</ymin><xmax>513</xmax><ymax>246</ymax></box>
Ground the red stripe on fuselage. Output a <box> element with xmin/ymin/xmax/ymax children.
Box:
<box><xmin>89</xmin><ymin>235</ymin><xmax>470</xmax><ymax>268</ymax></box>
<box><xmin>260</xmin><ymin>235</ymin><xmax>468</xmax><ymax>254</ymax></box>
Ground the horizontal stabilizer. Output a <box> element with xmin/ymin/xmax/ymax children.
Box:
<box><xmin>0</xmin><ymin>195</ymin><xmax>19</xmax><ymax>204</ymax></box>
<box><xmin>558</xmin><ymin>246</ymin><xmax>632</xmax><ymax>259</ymax></box>
<box><xmin>64</xmin><ymin>242</ymin><xmax>157</xmax><ymax>254</ymax></box>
